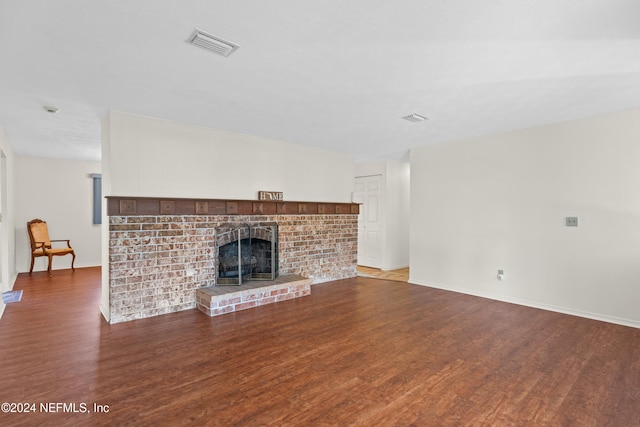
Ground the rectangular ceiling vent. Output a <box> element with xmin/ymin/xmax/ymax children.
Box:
<box><xmin>187</xmin><ymin>29</ymin><xmax>239</xmax><ymax>57</ymax></box>
<box><xmin>402</xmin><ymin>113</ymin><xmax>428</xmax><ymax>123</ymax></box>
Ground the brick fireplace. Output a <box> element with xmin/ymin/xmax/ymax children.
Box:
<box><xmin>107</xmin><ymin>197</ymin><xmax>359</xmax><ymax>323</ymax></box>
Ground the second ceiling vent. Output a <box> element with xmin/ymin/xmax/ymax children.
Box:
<box><xmin>402</xmin><ymin>113</ymin><xmax>428</xmax><ymax>123</ymax></box>
<box><xmin>187</xmin><ymin>29</ymin><xmax>239</xmax><ymax>57</ymax></box>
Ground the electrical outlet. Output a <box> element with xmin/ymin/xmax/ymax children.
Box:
<box><xmin>565</xmin><ymin>217</ymin><xmax>578</xmax><ymax>227</ymax></box>
<box><xmin>497</xmin><ymin>269</ymin><xmax>504</xmax><ymax>280</ymax></box>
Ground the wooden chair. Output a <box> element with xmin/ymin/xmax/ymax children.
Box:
<box><xmin>27</xmin><ymin>219</ymin><xmax>76</xmax><ymax>276</ymax></box>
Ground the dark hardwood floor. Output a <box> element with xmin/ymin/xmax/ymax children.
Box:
<box><xmin>1</xmin><ymin>267</ymin><xmax>639</xmax><ymax>426</ymax></box>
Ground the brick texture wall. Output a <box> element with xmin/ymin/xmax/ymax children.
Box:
<box><xmin>108</xmin><ymin>214</ymin><xmax>358</xmax><ymax>323</ymax></box>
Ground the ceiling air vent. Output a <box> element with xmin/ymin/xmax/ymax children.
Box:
<box><xmin>402</xmin><ymin>113</ymin><xmax>428</xmax><ymax>122</ymax></box>
<box><xmin>187</xmin><ymin>29</ymin><xmax>239</xmax><ymax>57</ymax></box>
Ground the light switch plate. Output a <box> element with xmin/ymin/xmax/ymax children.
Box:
<box><xmin>565</xmin><ymin>217</ymin><xmax>578</xmax><ymax>227</ymax></box>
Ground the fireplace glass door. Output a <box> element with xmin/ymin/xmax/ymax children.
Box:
<box><xmin>216</xmin><ymin>223</ymin><xmax>278</xmax><ymax>285</ymax></box>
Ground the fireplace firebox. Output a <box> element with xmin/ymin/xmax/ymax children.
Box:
<box><xmin>216</xmin><ymin>223</ymin><xmax>278</xmax><ymax>285</ymax></box>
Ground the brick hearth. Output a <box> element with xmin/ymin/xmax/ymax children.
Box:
<box><xmin>196</xmin><ymin>275</ymin><xmax>311</xmax><ymax>317</ymax></box>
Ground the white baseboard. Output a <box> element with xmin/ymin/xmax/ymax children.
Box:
<box><xmin>19</xmin><ymin>262</ymin><xmax>101</xmax><ymax>274</ymax></box>
<box><xmin>99</xmin><ymin>304</ymin><xmax>110</xmax><ymax>323</ymax></box>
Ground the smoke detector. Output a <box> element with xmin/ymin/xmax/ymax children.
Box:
<box><xmin>402</xmin><ymin>113</ymin><xmax>428</xmax><ymax>122</ymax></box>
<box><xmin>187</xmin><ymin>29</ymin><xmax>239</xmax><ymax>57</ymax></box>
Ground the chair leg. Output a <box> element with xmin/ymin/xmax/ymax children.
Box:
<box><xmin>71</xmin><ymin>252</ymin><xmax>76</xmax><ymax>272</ymax></box>
<box><xmin>47</xmin><ymin>255</ymin><xmax>53</xmax><ymax>276</ymax></box>
<box><xmin>29</xmin><ymin>256</ymin><xmax>35</xmax><ymax>275</ymax></box>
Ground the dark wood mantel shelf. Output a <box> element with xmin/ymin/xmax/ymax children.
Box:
<box><xmin>106</xmin><ymin>196</ymin><xmax>359</xmax><ymax>216</ymax></box>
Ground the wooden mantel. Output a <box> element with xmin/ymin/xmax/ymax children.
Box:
<box><xmin>106</xmin><ymin>196</ymin><xmax>359</xmax><ymax>216</ymax></box>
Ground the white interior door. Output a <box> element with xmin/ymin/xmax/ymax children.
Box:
<box><xmin>354</xmin><ymin>175</ymin><xmax>382</xmax><ymax>268</ymax></box>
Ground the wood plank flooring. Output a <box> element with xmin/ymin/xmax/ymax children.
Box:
<box><xmin>357</xmin><ymin>266</ymin><xmax>409</xmax><ymax>282</ymax></box>
<box><xmin>1</xmin><ymin>267</ymin><xmax>640</xmax><ymax>426</ymax></box>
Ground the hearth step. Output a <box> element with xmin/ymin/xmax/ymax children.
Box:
<box><xmin>196</xmin><ymin>275</ymin><xmax>311</xmax><ymax>317</ymax></box>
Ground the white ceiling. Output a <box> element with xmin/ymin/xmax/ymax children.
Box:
<box><xmin>1</xmin><ymin>0</ymin><xmax>640</xmax><ymax>163</ymax></box>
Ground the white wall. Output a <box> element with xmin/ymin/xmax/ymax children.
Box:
<box><xmin>356</xmin><ymin>159</ymin><xmax>410</xmax><ymax>270</ymax></box>
<box><xmin>0</xmin><ymin>125</ymin><xmax>17</xmax><ymax>319</ymax></box>
<box><xmin>15</xmin><ymin>157</ymin><xmax>102</xmax><ymax>273</ymax></box>
<box><xmin>105</xmin><ymin>111</ymin><xmax>354</xmax><ymax>202</ymax></box>
<box><xmin>410</xmin><ymin>109</ymin><xmax>640</xmax><ymax>327</ymax></box>
<box><xmin>100</xmin><ymin>113</ymin><xmax>112</xmax><ymax>321</ymax></box>
<box><xmin>385</xmin><ymin>160</ymin><xmax>410</xmax><ymax>270</ymax></box>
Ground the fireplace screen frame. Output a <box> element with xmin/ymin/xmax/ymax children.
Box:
<box><xmin>216</xmin><ymin>223</ymin><xmax>278</xmax><ymax>286</ymax></box>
